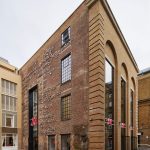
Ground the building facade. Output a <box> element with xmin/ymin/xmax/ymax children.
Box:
<box><xmin>138</xmin><ymin>68</ymin><xmax>150</xmax><ymax>145</ymax></box>
<box><xmin>0</xmin><ymin>58</ymin><xmax>22</xmax><ymax>150</ymax></box>
<box><xmin>20</xmin><ymin>0</ymin><xmax>138</xmax><ymax>150</ymax></box>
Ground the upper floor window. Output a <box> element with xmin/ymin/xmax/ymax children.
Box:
<box><xmin>2</xmin><ymin>79</ymin><xmax>16</xmax><ymax>96</ymax></box>
<box><xmin>61</xmin><ymin>27</ymin><xmax>70</xmax><ymax>46</ymax></box>
<box><xmin>2</xmin><ymin>112</ymin><xmax>17</xmax><ymax>128</ymax></box>
<box><xmin>61</xmin><ymin>55</ymin><xmax>71</xmax><ymax>83</ymax></box>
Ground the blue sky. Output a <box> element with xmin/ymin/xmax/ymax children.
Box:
<box><xmin>0</xmin><ymin>0</ymin><xmax>149</xmax><ymax>70</ymax></box>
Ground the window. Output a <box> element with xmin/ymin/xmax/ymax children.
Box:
<box><xmin>105</xmin><ymin>60</ymin><xmax>114</xmax><ymax>150</ymax></box>
<box><xmin>29</xmin><ymin>87</ymin><xmax>38</xmax><ymax>150</ymax></box>
<box><xmin>130</xmin><ymin>90</ymin><xmax>134</xmax><ymax>150</ymax></box>
<box><xmin>61</xmin><ymin>27</ymin><xmax>70</xmax><ymax>46</ymax></box>
<box><xmin>2</xmin><ymin>79</ymin><xmax>16</xmax><ymax>96</ymax></box>
<box><xmin>61</xmin><ymin>95</ymin><xmax>71</xmax><ymax>120</ymax></box>
<box><xmin>61</xmin><ymin>134</ymin><xmax>70</xmax><ymax>150</ymax></box>
<box><xmin>48</xmin><ymin>135</ymin><xmax>55</xmax><ymax>150</ymax></box>
<box><xmin>61</xmin><ymin>55</ymin><xmax>71</xmax><ymax>83</ymax></box>
<box><xmin>121</xmin><ymin>78</ymin><xmax>126</xmax><ymax>150</ymax></box>
<box><xmin>2</xmin><ymin>112</ymin><xmax>17</xmax><ymax>128</ymax></box>
<box><xmin>2</xmin><ymin>134</ymin><xmax>17</xmax><ymax>147</ymax></box>
<box><xmin>2</xmin><ymin>95</ymin><xmax>17</xmax><ymax>112</ymax></box>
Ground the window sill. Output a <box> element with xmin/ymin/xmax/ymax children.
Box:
<box><xmin>61</xmin><ymin>40</ymin><xmax>71</xmax><ymax>49</ymax></box>
<box><xmin>61</xmin><ymin>79</ymin><xmax>71</xmax><ymax>85</ymax></box>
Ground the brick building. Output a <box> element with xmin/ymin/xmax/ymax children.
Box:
<box><xmin>19</xmin><ymin>0</ymin><xmax>139</xmax><ymax>150</ymax></box>
<box><xmin>138</xmin><ymin>68</ymin><xmax>150</xmax><ymax>145</ymax></box>
<box><xmin>0</xmin><ymin>57</ymin><xmax>22</xmax><ymax>150</ymax></box>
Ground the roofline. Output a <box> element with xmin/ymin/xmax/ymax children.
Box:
<box><xmin>20</xmin><ymin>0</ymin><xmax>139</xmax><ymax>73</ymax></box>
<box><xmin>20</xmin><ymin>1</ymin><xmax>85</xmax><ymax>70</ymax></box>
<box><xmin>101</xmin><ymin>0</ymin><xmax>139</xmax><ymax>72</ymax></box>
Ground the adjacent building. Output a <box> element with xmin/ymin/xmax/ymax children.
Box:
<box><xmin>19</xmin><ymin>0</ymin><xmax>139</xmax><ymax>150</ymax></box>
<box><xmin>0</xmin><ymin>57</ymin><xmax>22</xmax><ymax>150</ymax></box>
<box><xmin>138</xmin><ymin>68</ymin><xmax>150</xmax><ymax>145</ymax></box>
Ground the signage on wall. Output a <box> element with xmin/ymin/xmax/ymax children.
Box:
<box><xmin>30</xmin><ymin>117</ymin><xmax>38</xmax><ymax>126</ymax></box>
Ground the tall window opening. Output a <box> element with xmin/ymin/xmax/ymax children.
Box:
<box><xmin>29</xmin><ymin>87</ymin><xmax>38</xmax><ymax>150</ymax></box>
<box><xmin>61</xmin><ymin>55</ymin><xmax>71</xmax><ymax>83</ymax></box>
<box><xmin>105</xmin><ymin>60</ymin><xmax>114</xmax><ymax>150</ymax></box>
<box><xmin>61</xmin><ymin>134</ymin><xmax>70</xmax><ymax>150</ymax></box>
<box><xmin>48</xmin><ymin>135</ymin><xmax>55</xmax><ymax>150</ymax></box>
<box><xmin>61</xmin><ymin>95</ymin><xmax>71</xmax><ymax>121</ymax></box>
<box><xmin>130</xmin><ymin>90</ymin><xmax>134</xmax><ymax>150</ymax></box>
<box><xmin>121</xmin><ymin>78</ymin><xmax>126</xmax><ymax>150</ymax></box>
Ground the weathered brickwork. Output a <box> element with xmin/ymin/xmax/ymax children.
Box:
<box><xmin>20</xmin><ymin>2</ymin><xmax>89</xmax><ymax>150</ymax></box>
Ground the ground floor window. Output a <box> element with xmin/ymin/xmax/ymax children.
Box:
<box><xmin>2</xmin><ymin>134</ymin><xmax>17</xmax><ymax>147</ymax></box>
<box><xmin>61</xmin><ymin>134</ymin><xmax>70</xmax><ymax>150</ymax></box>
<box><xmin>48</xmin><ymin>135</ymin><xmax>55</xmax><ymax>150</ymax></box>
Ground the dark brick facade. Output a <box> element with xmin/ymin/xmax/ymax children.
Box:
<box><xmin>19</xmin><ymin>2</ymin><xmax>89</xmax><ymax>150</ymax></box>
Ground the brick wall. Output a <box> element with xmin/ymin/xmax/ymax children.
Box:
<box><xmin>19</xmin><ymin>2</ymin><xmax>89</xmax><ymax>150</ymax></box>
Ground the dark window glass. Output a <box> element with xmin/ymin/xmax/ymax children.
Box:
<box><xmin>121</xmin><ymin>78</ymin><xmax>126</xmax><ymax>150</ymax></box>
<box><xmin>61</xmin><ymin>55</ymin><xmax>71</xmax><ymax>83</ymax></box>
<box><xmin>61</xmin><ymin>27</ymin><xmax>70</xmax><ymax>46</ymax></box>
<box><xmin>61</xmin><ymin>134</ymin><xmax>70</xmax><ymax>150</ymax></box>
<box><xmin>130</xmin><ymin>90</ymin><xmax>134</xmax><ymax>150</ymax></box>
<box><xmin>29</xmin><ymin>87</ymin><xmax>38</xmax><ymax>150</ymax></box>
<box><xmin>61</xmin><ymin>95</ymin><xmax>71</xmax><ymax>120</ymax></box>
<box><xmin>105</xmin><ymin>60</ymin><xmax>114</xmax><ymax>150</ymax></box>
<box><xmin>48</xmin><ymin>135</ymin><xmax>55</xmax><ymax>150</ymax></box>
<box><xmin>130</xmin><ymin>90</ymin><xmax>134</xmax><ymax>127</ymax></box>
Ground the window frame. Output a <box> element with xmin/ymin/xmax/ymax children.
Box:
<box><xmin>61</xmin><ymin>27</ymin><xmax>71</xmax><ymax>47</ymax></box>
<box><xmin>105</xmin><ymin>59</ymin><xmax>114</xmax><ymax>150</ymax></box>
<box><xmin>48</xmin><ymin>135</ymin><xmax>55</xmax><ymax>150</ymax></box>
<box><xmin>61</xmin><ymin>94</ymin><xmax>71</xmax><ymax>121</ymax></box>
<box><xmin>61</xmin><ymin>54</ymin><xmax>71</xmax><ymax>84</ymax></box>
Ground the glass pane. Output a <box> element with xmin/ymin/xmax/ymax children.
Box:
<box><xmin>6</xmin><ymin>135</ymin><xmax>13</xmax><ymax>146</ymax></box>
<box><xmin>48</xmin><ymin>135</ymin><xmax>55</xmax><ymax>150</ymax></box>
<box><xmin>10</xmin><ymin>83</ymin><xmax>13</xmax><ymax>95</ymax></box>
<box><xmin>14</xmin><ymin>98</ymin><xmax>17</xmax><ymax>111</ymax></box>
<box><xmin>2</xmin><ymin>80</ymin><xmax>5</xmax><ymax>93</ymax></box>
<box><xmin>2</xmin><ymin>95</ymin><xmax>5</xmax><ymax>110</ymax></box>
<box><xmin>61</xmin><ymin>95</ymin><xmax>71</xmax><ymax>120</ymax></box>
<box><xmin>10</xmin><ymin>97</ymin><xmax>14</xmax><ymax>111</ymax></box>
<box><xmin>6</xmin><ymin>81</ymin><xmax>9</xmax><ymax>94</ymax></box>
<box><xmin>14</xmin><ymin>84</ymin><xmax>16</xmax><ymax>95</ymax></box>
<box><xmin>6</xmin><ymin>117</ymin><xmax>12</xmax><ymax>127</ymax></box>
<box><xmin>2</xmin><ymin>113</ymin><xmax>5</xmax><ymax>127</ymax></box>
<box><xmin>6</xmin><ymin>96</ymin><xmax>9</xmax><ymax>110</ymax></box>
<box><xmin>61</xmin><ymin>135</ymin><xmax>70</xmax><ymax>150</ymax></box>
<box><xmin>14</xmin><ymin>115</ymin><xmax>17</xmax><ymax>128</ymax></box>
<box><xmin>121</xmin><ymin>78</ymin><xmax>126</xmax><ymax>150</ymax></box>
<box><xmin>105</xmin><ymin>60</ymin><xmax>113</xmax><ymax>150</ymax></box>
<box><xmin>61</xmin><ymin>55</ymin><xmax>71</xmax><ymax>83</ymax></box>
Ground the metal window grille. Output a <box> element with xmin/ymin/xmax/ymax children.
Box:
<box><xmin>61</xmin><ymin>55</ymin><xmax>71</xmax><ymax>83</ymax></box>
<box><xmin>61</xmin><ymin>95</ymin><xmax>71</xmax><ymax>120</ymax></box>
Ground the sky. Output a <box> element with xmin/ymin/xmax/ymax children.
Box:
<box><xmin>0</xmin><ymin>0</ymin><xmax>150</xmax><ymax>70</ymax></box>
